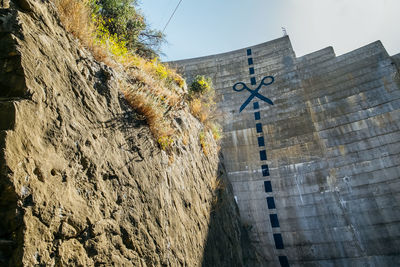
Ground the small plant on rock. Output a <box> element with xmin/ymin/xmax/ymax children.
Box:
<box><xmin>188</xmin><ymin>75</ymin><xmax>215</xmax><ymax>123</ymax></box>
<box><xmin>199</xmin><ymin>131</ymin><xmax>208</xmax><ymax>155</ymax></box>
<box><xmin>210</xmin><ymin>123</ymin><xmax>222</xmax><ymax>141</ymax></box>
<box><xmin>158</xmin><ymin>135</ymin><xmax>174</xmax><ymax>151</ymax></box>
<box><xmin>190</xmin><ymin>75</ymin><xmax>212</xmax><ymax>94</ymax></box>
<box><xmin>188</xmin><ymin>75</ymin><xmax>223</xmax><ymax>154</ymax></box>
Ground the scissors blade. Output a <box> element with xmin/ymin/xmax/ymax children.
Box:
<box><xmin>256</xmin><ymin>93</ymin><xmax>274</xmax><ymax>105</ymax></box>
<box><xmin>239</xmin><ymin>93</ymin><xmax>255</xmax><ymax>112</ymax></box>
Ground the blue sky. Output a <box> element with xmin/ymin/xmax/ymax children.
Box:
<box><xmin>138</xmin><ymin>0</ymin><xmax>400</xmax><ymax>61</ymax></box>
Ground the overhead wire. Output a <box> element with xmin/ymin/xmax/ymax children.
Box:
<box><xmin>162</xmin><ymin>0</ymin><xmax>183</xmax><ymax>33</ymax></box>
<box><xmin>156</xmin><ymin>0</ymin><xmax>174</xmax><ymax>27</ymax></box>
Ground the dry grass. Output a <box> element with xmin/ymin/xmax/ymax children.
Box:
<box><xmin>210</xmin><ymin>176</ymin><xmax>227</xmax><ymax>212</ymax></box>
<box><xmin>189</xmin><ymin>96</ymin><xmax>214</xmax><ymax>123</ymax></box>
<box><xmin>119</xmin><ymin>56</ymin><xmax>186</xmax><ymax>148</ymax></box>
<box><xmin>121</xmin><ymin>68</ymin><xmax>183</xmax><ymax>144</ymax></box>
<box><xmin>211</xmin><ymin>177</ymin><xmax>226</xmax><ymax>192</ymax></box>
<box><xmin>168</xmin><ymin>155</ymin><xmax>175</xmax><ymax>165</ymax></box>
<box><xmin>56</xmin><ymin>0</ymin><xmax>187</xmax><ymax>150</ymax></box>
<box><xmin>210</xmin><ymin>123</ymin><xmax>222</xmax><ymax>141</ymax></box>
<box><xmin>123</xmin><ymin>56</ymin><xmax>186</xmax><ymax>95</ymax></box>
<box><xmin>188</xmin><ymin>76</ymin><xmax>223</xmax><ymax>144</ymax></box>
<box><xmin>199</xmin><ymin>131</ymin><xmax>208</xmax><ymax>155</ymax></box>
<box><xmin>122</xmin><ymin>80</ymin><xmax>174</xmax><ymax>140</ymax></box>
<box><xmin>189</xmin><ymin>86</ymin><xmax>222</xmax><ymax>155</ymax></box>
<box><xmin>189</xmin><ymin>98</ymin><xmax>202</xmax><ymax>120</ymax></box>
<box><xmin>181</xmin><ymin>131</ymin><xmax>189</xmax><ymax>146</ymax></box>
<box><xmin>57</xmin><ymin>0</ymin><xmax>220</xmax><ymax>155</ymax></box>
<box><xmin>56</xmin><ymin>0</ymin><xmax>92</xmax><ymax>41</ymax></box>
<box><xmin>55</xmin><ymin>0</ymin><xmax>110</xmax><ymax>64</ymax></box>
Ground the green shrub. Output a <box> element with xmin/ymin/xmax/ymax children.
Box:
<box><xmin>90</xmin><ymin>0</ymin><xmax>163</xmax><ymax>58</ymax></box>
<box><xmin>190</xmin><ymin>75</ymin><xmax>212</xmax><ymax>95</ymax></box>
<box><xmin>188</xmin><ymin>75</ymin><xmax>216</xmax><ymax>124</ymax></box>
<box><xmin>199</xmin><ymin>131</ymin><xmax>208</xmax><ymax>155</ymax></box>
<box><xmin>210</xmin><ymin>123</ymin><xmax>222</xmax><ymax>141</ymax></box>
<box><xmin>94</xmin><ymin>16</ymin><xmax>129</xmax><ymax>59</ymax></box>
<box><xmin>158</xmin><ymin>135</ymin><xmax>174</xmax><ymax>151</ymax></box>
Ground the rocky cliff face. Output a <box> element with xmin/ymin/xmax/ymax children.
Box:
<box><xmin>0</xmin><ymin>0</ymin><xmax>253</xmax><ymax>266</ymax></box>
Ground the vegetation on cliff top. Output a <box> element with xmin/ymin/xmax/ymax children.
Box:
<box><xmin>189</xmin><ymin>76</ymin><xmax>222</xmax><ymax>154</ymax></box>
<box><xmin>90</xmin><ymin>0</ymin><xmax>163</xmax><ymax>59</ymax></box>
<box><xmin>55</xmin><ymin>0</ymin><xmax>220</xmax><ymax>151</ymax></box>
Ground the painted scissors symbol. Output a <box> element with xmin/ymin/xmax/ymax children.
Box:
<box><xmin>233</xmin><ymin>76</ymin><xmax>275</xmax><ymax>112</ymax></box>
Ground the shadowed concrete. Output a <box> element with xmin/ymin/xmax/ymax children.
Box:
<box><xmin>171</xmin><ymin>36</ymin><xmax>400</xmax><ymax>266</ymax></box>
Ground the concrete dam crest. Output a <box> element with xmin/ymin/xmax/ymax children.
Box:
<box><xmin>171</xmin><ymin>36</ymin><xmax>400</xmax><ymax>266</ymax></box>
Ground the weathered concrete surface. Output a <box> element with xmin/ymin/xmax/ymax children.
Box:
<box><xmin>172</xmin><ymin>36</ymin><xmax>400</xmax><ymax>266</ymax></box>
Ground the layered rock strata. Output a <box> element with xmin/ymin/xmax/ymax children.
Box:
<box><xmin>0</xmin><ymin>0</ymin><xmax>251</xmax><ymax>266</ymax></box>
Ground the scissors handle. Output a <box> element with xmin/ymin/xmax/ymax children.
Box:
<box><xmin>233</xmin><ymin>82</ymin><xmax>248</xmax><ymax>92</ymax></box>
<box><xmin>260</xmin><ymin>76</ymin><xmax>274</xmax><ymax>86</ymax></box>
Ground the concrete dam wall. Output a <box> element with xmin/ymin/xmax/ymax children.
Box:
<box><xmin>171</xmin><ymin>36</ymin><xmax>400</xmax><ymax>266</ymax></box>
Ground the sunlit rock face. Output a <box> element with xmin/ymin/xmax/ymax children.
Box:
<box><xmin>0</xmin><ymin>0</ymin><xmax>256</xmax><ymax>266</ymax></box>
<box><xmin>172</xmin><ymin>36</ymin><xmax>400</xmax><ymax>266</ymax></box>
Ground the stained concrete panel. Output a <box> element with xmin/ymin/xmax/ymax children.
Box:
<box><xmin>171</xmin><ymin>36</ymin><xmax>400</xmax><ymax>266</ymax></box>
